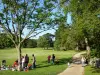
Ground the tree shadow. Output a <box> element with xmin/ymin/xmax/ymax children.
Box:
<box><xmin>42</xmin><ymin>57</ymin><xmax>72</xmax><ymax>65</ymax></box>
<box><xmin>91</xmin><ymin>67</ymin><xmax>100</xmax><ymax>73</ymax></box>
<box><xmin>35</xmin><ymin>57</ymin><xmax>72</xmax><ymax>69</ymax></box>
<box><xmin>57</xmin><ymin>57</ymin><xmax>72</xmax><ymax>65</ymax></box>
<box><xmin>36</xmin><ymin>63</ymin><xmax>51</xmax><ymax>68</ymax></box>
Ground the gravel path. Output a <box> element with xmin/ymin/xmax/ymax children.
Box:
<box><xmin>58</xmin><ymin>52</ymin><xmax>85</xmax><ymax>75</ymax></box>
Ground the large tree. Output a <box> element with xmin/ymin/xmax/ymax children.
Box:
<box><xmin>0</xmin><ymin>0</ymin><xmax>58</xmax><ymax>71</ymax></box>
<box><xmin>60</xmin><ymin>0</ymin><xmax>100</xmax><ymax>57</ymax></box>
<box><xmin>37</xmin><ymin>33</ymin><xmax>54</xmax><ymax>49</ymax></box>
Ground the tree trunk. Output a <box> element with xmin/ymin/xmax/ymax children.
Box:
<box><xmin>85</xmin><ymin>37</ymin><xmax>90</xmax><ymax>58</ymax></box>
<box><xmin>75</xmin><ymin>43</ymin><xmax>79</xmax><ymax>51</ymax></box>
<box><xmin>16</xmin><ymin>44</ymin><xmax>22</xmax><ymax>71</ymax></box>
<box><xmin>17</xmin><ymin>27</ymin><xmax>22</xmax><ymax>71</ymax></box>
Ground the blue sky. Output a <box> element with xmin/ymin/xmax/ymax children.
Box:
<box><xmin>33</xmin><ymin>13</ymin><xmax>72</xmax><ymax>39</ymax></box>
<box><xmin>0</xmin><ymin>0</ymin><xmax>72</xmax><ymax>39</ymax></box>
<box><xmin>33</xmin><ymin>29</ymin><xmax>56</xmax><ymax>39</ymax></box>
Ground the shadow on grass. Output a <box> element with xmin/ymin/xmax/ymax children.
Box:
<box><xmin>91</xmin><ymin>67</ymin><xmax>100</xmax><ymax>73</ymax></box>
<box><xmin>57</xmin><ymin>57</ymin><xmax>72</xmax><ymax>65</ymax></box>
<box><xmin>36</xmin><ymin>57</ymin><xmax>72</xmax><ymax>69</ymax></box>
<box><xmin>36</xmin><ymin>64</ymin><xmax>51</xmax><ymax>68</ymax></box>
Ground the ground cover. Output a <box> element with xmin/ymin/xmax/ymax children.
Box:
<box><xmin>0</xmin><ymin>48</ymin><xmax>76</xmax><ymax>75</ymax></box>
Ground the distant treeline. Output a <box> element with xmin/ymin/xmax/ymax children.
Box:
<box><xmin>0</xmin><ymin>33</ymin><xmax>54</xmax><ymax>49</ymax></box>
<box><xmin>0</xmin><ymin>33</ymin><xmax>37</xmax><ymax>49</ymax></box>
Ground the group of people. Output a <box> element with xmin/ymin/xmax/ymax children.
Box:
<box><xmin>0</xmin><ymin>54</ymin><xmax>56</xmax><ymax>71</ymax></box>
<box><xmin>48</xmin><ymin>54</ymin><xmax>55</xmax><ymax>64</ymax></box>
<box><xmin>13</xmin><ymin>54</ymin><xmax>36</xmax><ymax>71</ymax></box>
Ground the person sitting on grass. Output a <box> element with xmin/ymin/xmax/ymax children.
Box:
<box><xmin>12</xmin><ymin>60</ymin><xmax>18</xmax><ymax>71</ymax></box>
<box><xmin>1</xmin><ymin>60</ymin><xmax>6</xmax><ymax>70</ymax></box>
<box><xmin>27</xmin><ymin>64</ymin><xmax>32</xmax><ymax>70</ymax></box>
<box><xmin>13</xmin><ymin>60</ymin><xmax>18</xmax><ymax>67</ymax></box>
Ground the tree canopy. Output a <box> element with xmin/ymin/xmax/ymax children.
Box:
<box><xmin>0</xmin><ymin>0</ymin><xmax>58</xmax><ymax>70</ymax></box>
<box><xmin>37</xmin><ymin>33</ymin><xmax>54</xmax><ymax>49</ymax></box>
<box><xmin>56</xmin><ymin>0</ymin><xmax>100</xmax><ymax>57</ymax></box>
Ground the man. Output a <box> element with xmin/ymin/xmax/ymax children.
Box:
<box><xmin>25</xmin><ymin>54</ymin><xmax>29</xmax><ymax>68</ymax></box>
<box><xmin>32</xmin><ymin>54</ymin><xmax>36</xmax><ymax>69</ymax></box>
<box><xmin>52</xmin><ymin>54</ymin><xmax>55</xmax><ymax>64</ymax></box>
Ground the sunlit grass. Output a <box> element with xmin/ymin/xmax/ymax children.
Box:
<box><xmin>0</xmin><ymin>48</ymin><xmax>76</xmax><ymax>75</ymax></box>
<box><xmin>85</xmin><ymin>66</ymin><xmax>100</xmax><ymax>75</ymax></box>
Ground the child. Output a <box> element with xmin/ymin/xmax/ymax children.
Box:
<box><xmin>13</xmin><ymin>60</ymin><xmax>18</xmax><ymax>67</ymax></box>
<box><xmin>27</xmin><ymin>64</ymin><xmax>32</xmax><ymax>70</ymax></box>
<box><xmin>81</xmin><ymin>56</ymin><xmax>86</xmax><ymax>67</ymax></box>
<box><xmin>67</xmin><ymin>62</ymin><xmax>70</xmax><ymax>67</ymax></box>
<box><xmin>48</xmin><ymin>55</ymin><xmax>51</xmax><ymax>63</ymax></box>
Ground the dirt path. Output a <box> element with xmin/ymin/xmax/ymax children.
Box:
<box><xmin>58</xmin><ymin>52</ymin><xmax>85</xmax><ymax>75</ymax></box>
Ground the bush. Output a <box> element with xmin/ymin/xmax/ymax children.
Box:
<box><xmin>90</xmin><ymin>49</ymin><xmax>100</xmax><ymax>58</ymax></box>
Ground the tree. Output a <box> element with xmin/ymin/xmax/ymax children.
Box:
<box><xmin>37</xmin><ymin>36</ymin><xmax>48</xmax><ymax>49</ymax></box>
<box><xmin>43</xmin><ymin>33</ymin><xmax>54</xmax><ymax>49</ymax></box>
<box><xmin>23</xmin><ymin>39</ymin><xmax>37</xmax><ymax>48</ymax></box>
<box><xmin>60</xmin><ymin>0</ymin><xmax>100</xmax><ymax>57</ymax></box>
<box><xmin>0</xmin><ymin>33</ymin><xmax>14</xmax><ymax>48</ymax></box>
<box><xmin>54</xmin><ymin>22</ymin><xmax>76</xmax><ymax>50</ymax></box>
<box><xmin>0</xmin><ymin>0</ymin><xmax>58</xmax><ymax>71</ymax></box>
<box><xmin>54</xmin><ymin>21</ymin><xmax>66</xmax><ymax>50</ymax></box>
<box><xmin>37</xmin><ymin>33</ymin><xmax>54</xmax><ymax>49</ymax></box>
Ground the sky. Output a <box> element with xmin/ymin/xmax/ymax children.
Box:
<box><xmin>30</xmin><ymin>0</ymin><xmax>72</xmax><ymax>39</ymax></box>
<box><xmin>32</xmin><ymin>29</ymin><xmax>56</xmax><ymax>39</ymax></box>
<box><xmin>0</xmin><ymin>0</ymin><xmax>72</xmax><ymax>39</ymax></box>
<box><xmin>33</xmin><ymin>13</ymin><xmax>72</xmax><ymax>39</ymax></box>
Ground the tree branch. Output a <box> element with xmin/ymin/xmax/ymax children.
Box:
<box><xmin>11</xmin><ymin>13</ymin><xmax>16</xmax><ymax>34</ymax></box>
<box><xmin>20</xmin><ymin>28</ymin><xmax>53</xmax><ymax>45</ymax></box>
<box><xmin>0</xmin><ymin>23</ymin><xmax>16</xmax><ymax>45</ymax></box>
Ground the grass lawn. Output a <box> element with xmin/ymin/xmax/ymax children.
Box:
<box><xmin>0</xmin><ymin>48</ymin><xmax>77</xmax><ymax>75</ymax></box>
<box><xmin>85</xmin><ymin>66</ymin><xmax>100</xmax><ymax>75</ymax></box>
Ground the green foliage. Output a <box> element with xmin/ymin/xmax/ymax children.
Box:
<box><xmin>85</xmin><ymin>66</ymin><xmax>100</xmax><ymax>75</ymax></box>
<box><xmin>90</xmin><ymin>49</ymin><xmax>97</xmax><ymax>58</ymax></box>
<box><xmin>23</xmin><ymin>39</ymin><xmax>37</xmax><ymax>48</ymax></box>
<box><xmin>59</xmin><ymin>0</ymin><xmax>100</xmax><ymax>53</ymax></box>
<box><xmin>0</xmin><ymin>0</ymin><xmax>58</xmax><ymax>69</ymax></box>
<box><xmin>0</xmin><ymin>33</ymin><xmax>37</xmax><ymax>49</ymax></box>
<box><xmin>0</xmin><ymin>0</ymin><xmax>58</xmax><ymax>46</ymax></box>
<box><xmin>0</xmin><ymin>33</ymin><xmax>14</xmax><ymax>49</ymax></box>
<box><xmin>54</xmin><ymin>22</ymin><xmax>76</xmax><ymax>50</ymax></box>
<box><xmin>37</xmin><ymin>36</ymin><xmax>48</xmax><ymax>48</ymax></box>
<box><xmin>37</xmin><ymin>33</ymin><xmax>54</xmax><ymax>49</ymax></box>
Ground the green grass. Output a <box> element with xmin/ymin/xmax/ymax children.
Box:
<box><xmin>85</xmin><ymin>66</ymin><xmax>100</xmax><ymax>75</ymax></box>
<box><xmin>0</xmin><ymin>48</ymin><xmax>77</xmax><ymax>75</ymax></box>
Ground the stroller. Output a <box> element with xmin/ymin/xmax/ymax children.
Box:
<box><xmin>1</xmin><ymin>60</ymin><xmax>6</xmax><ymax>70</ymax></box>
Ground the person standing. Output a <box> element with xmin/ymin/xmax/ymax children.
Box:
<box><xmin>81</xmin><ymin>56</ymin><xmax>85</xmax><ymax>67</ymax></box>
<box><xmin>21</xmin><ymin>56</ymin><xmax>25</xmax><ymax>69</ymax></box>
<box><xmin>32</xmin><ymin>54</ymin><xmax>36</xmax><ymax>69</ymax></box>
<box><xmin>48</xmin><ymin>55</ymin><xmax>51</xmax><ymax>63</ymax></box>
<box><xmin>52</xmin><ymin>54</ymin><xmax>55</xmax><ymax>64</ymax></box>
<box><xmin>67</xmin><ymin>62</ymin><xmax>70</xmax><ymax>67</ymax></box>
<box><xmin>25</xmin><ymin>54</ymin><xmax>29</xmax><ymax>68</ymax></box>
